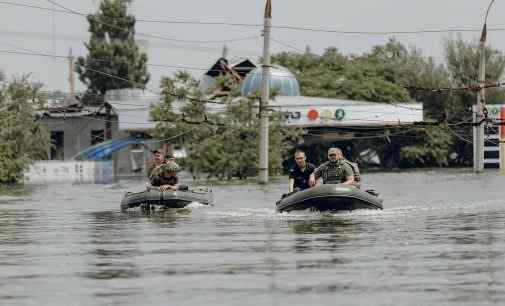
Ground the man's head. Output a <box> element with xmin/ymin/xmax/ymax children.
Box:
<box><xmin>152</xmin><ymin>150</ymin><xmax>165</xmax><ymax>165</ymax></box>
<box><xmin>165</xmin><ymin>161</ymin><xmax>180</xmax><ymax>177</ymax></box>
<box><xmin>294</xmin><ymin>150</ymin><xmax>307</xmax><ymax>168</ymax></box>
<box><xmin>165</xmin><ymin>153</ymin><xmax>175</xmax><ymax>162</ymax></box>
<box><xmin>328</xmin><ymin>147</ymin><xmax>343</xmax><ymax>162</ymax></box>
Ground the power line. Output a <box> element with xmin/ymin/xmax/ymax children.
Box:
<box><xmin>0</xmin><ymin>49</ymin><xmax>232</xmax><ymax>73</ymax></box>
<box><xmin>3</xmin><ymin>48</ymin><xmax>497</xmax><ymax>129</ymax></box>
<box><xmin>271</xmin><ymin>37</ymin><xmax>305</xmax><ymax>53</ymax></box>
<box><xmin>38</xmin><ymin>0</ymin><xmax>260</xmax><ymax>45</ymax></box>
<box><xmin>0</xmin><ymin>48</ymin><xmax>228</xmax><ymax>105</ymax></box>
<box><xmin>4</xmin><ymin>1</ymin><xmax>505</xmax><ymax>36</ymax></box>
<box><xmin>3</xmin><ymin>48</ymin><xmax>499</xmax><ymax>120</ymax></box>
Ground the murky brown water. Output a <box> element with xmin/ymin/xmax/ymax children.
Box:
<box><xmin>1</xmin><ymin>170</ymin><xmax>505</xmax><ymax>306</ymax></box>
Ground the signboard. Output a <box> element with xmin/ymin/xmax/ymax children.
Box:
<box><xmin>273</xmin><ymin>96</ymin><xmax>423</xmax><ymax>127</ymax></box>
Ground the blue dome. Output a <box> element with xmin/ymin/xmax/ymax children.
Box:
<box><xmin>240</xmin><ymin>65</ymin><xmax>300</xmax><ymax>97</ymax></box>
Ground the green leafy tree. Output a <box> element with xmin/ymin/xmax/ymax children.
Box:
<box><xmin>273</xmin><ymin>43</ymin><xmax>410</xmax><ymax>102</ymax></box>
<box><xmin>273</xmin><ymin>38</ymin><xmax>505</xmax><ymax>168</ymax></box>
<box><xmin>76</xmin><ymin>0</ymin><xmax>149</xmax><ymax>99</ymax></box>
<box><xmin>0</xmin><ymin>76</ymin><xmax>50</xmax><ymax>184</ymax></box>
<box><xmin>152</xmin><ymin>74</ymin><xmax>303</xmax><ymax>180</ymax></box>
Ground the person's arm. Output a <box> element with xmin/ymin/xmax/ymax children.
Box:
<box><xmin>288</xmin><ymin>178</ymin><xmax>295</xmax><ymax>192</ymax></box>
<box><xmin>159</xmin><ymin>184</ymin><xmax>178</xmax><ymax>192</ymax></box>
<box><xmin>309</xmin><ymin>164</ymin><xmax>323</xmax><ymax>186</ymax></box>
<box><xmin>341</xmin><ymin>164</ymin><xmax>355</xmax><ymax>185</ymax></box>
<box><xmin>309</xmin><ymin>173</ymin><xmax>316</xmax><ymax>186</ymax></box>
<box><xmin>159</xmin><ymin>175</ymin><xmax>180</xmax><ymax>192</ymax></box>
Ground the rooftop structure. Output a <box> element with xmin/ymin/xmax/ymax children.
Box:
<box><xmin>240</xmin><ymin>65</ymin><xmax>300</xmax><ymax>97</ymax></box>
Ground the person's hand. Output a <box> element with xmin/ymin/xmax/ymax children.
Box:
<box><xmin>159</xmin><ymin>185</ymin><xmax>176</xmax><ymax>192</ymax></box>
<box><xmin>309</xmin><ymin>175</ymin><xmax>315</xmax><ymax>187</ymax></box>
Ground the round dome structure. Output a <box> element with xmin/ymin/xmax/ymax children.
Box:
<box><xmin>240</xmin><ymin>65</ymin><xmax>300</xmax><ymax>97</ymax></box>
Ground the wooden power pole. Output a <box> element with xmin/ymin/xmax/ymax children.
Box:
<box><xmin>258</xmin><ymin>0</ymin><xmax>272</xmax><ymax>184</ymax></box>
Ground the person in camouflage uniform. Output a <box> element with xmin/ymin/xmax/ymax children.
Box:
<box><xmin>146</xmin><ymin>150</ymin><xmax>165</xmax><ymax>178</ymax></box>
<box><xmin>146</xmin><ymin>150</ymin><xmax>182</xmax><ymax>192</ymax></box>
<box><xmin>343</xmin><ymin>159</ymin><xmax>361</xmax><ymax>189</ymax></box>
<box><xmin>149</xmin><ymin>160</ymin><xmax>181</xmax><ymax>191</ymax></box>
<box><xmin>309</xmin><ymin>147</ymin><xmax>355</xmax><ymax>186</ymax></box>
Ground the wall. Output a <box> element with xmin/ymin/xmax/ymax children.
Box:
<box><xmin>24</xmin><ymin>161</ymin><xmax>114</xmax><ymax>184</ymax></box>
<box><xmin>40</xmin><ymin>115</ymin><xmax>136</xmax><ymax>176</ymax></box>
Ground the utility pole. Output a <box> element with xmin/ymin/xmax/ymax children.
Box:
<box><xmin>258</xmin><ymin>0</ymin><xmax>272</xmax><ymax>184</ymax></box>
<box><xmin>68</xmin><ymin>48</ymin><xmax>75</xmax><ymax>96</ymax></box>
<box><xmin>501</xmin><ymin>106</ymin><xmax>505</xmax><ymax>174</ymax></box>
<box><xmin>474</xmin><ymin>0</ymin><xmax>495</xmax><ymax>173</ymax></box>
<box><xmin>474</xmin><ymin>25</ymin><xmax>486</xmax><ymax>173</ymax></box>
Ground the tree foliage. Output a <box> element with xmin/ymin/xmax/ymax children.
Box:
<box><xmin>76</xmin><ymin>0</ymin><xmax>149</xmax><ymax>98</ymax></box>
<box><xmin>0</xmin><ymin>77</ymin><xmax>50</xmax><ymax>184</ymax></box>
<box><xmin>273</xmin><ymin>37</ymin><xmax>505</xmax><ymax>168</ymax></box>
<box><xmin>151</xmin><ymin>73</ymin><xmax>303</xmax><ymax>180</ymax></box>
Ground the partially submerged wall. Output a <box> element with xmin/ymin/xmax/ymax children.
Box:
<box><xmin>23</xmin><ymin>161</ymin><xmax>114</xmax><ymax>184</ymax></box>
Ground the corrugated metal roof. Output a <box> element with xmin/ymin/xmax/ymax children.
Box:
<box><xmin>105</xmin><ymin>89</ymin><xmax>161</xmax><ymax>131</ymax></box>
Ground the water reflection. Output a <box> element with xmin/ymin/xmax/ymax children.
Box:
<box><xmin>82</xmin><ymin>211</ymin><xmax>142</xmax><ymax>281</ymax></box>
<box><xmin>123</xmin><ymin>208</ymin><xmax>192</xmax><ymax>229</ymax></box>
<box><xmin>0</xmin><ymin>209</ymin><xmax>36</xmax><ymax>245</ymax></box>
<box><xmin>1</xmin><ymin>172</ymin><xmax>505</xmax><ymax>306</ymax></box>
<box><xmin>285</xmin><ymin>215</ymin><xmax>375</xmax><ymax>253</ymax></box>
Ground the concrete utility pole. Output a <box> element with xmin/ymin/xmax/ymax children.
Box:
<box><xmin>501</xmin><ymin>106</ymin><xmax>505</xmax><ymax>174</ymax></box>
<box><xmin>258</xmin><ymin>0</ymin><xmax>272</xmax><ymax>184</ymax></box>
<box><xmin>474</xmin><ymin>0</ymin><xmax>495</xmax><ymax>173</ymax></box>
<box><xmin>474</xmin><ymin>26</ymin><xmax>486</xmax><ymax>172</ymax></box>
<box><xmin>68</xmin><ymin>48</ymin><xmax>75</xmax><ymax>96</ymax></box>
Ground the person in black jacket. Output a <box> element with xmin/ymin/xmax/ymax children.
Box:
<box><xmin>288</xmin><ymin>150</ymin><xmax>316</xmax><ymax>193</ymax></box>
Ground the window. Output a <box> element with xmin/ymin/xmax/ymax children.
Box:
<box><xmin>50</xmin><ymin>131</ymin><xmax>64</xmax><ymax>160</ymax></box>
<box><xmin>91</xmin><ymin>130</ymin><xmax>104</xmax><ymax>146</ymax></box>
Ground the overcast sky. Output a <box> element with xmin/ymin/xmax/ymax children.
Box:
<box><xmin>0</xmin><ymin>0</ymin><xmax>503</xmax><ymax>92</ymax></box>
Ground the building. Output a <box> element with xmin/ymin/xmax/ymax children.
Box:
<box><xmin>38</xmin><ymin>89</ymin><xmax>162</xmax><ymax>177</ymax></box>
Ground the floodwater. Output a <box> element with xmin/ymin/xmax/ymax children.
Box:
<box><xmin>1</xmin><ymin>170</ymin><xmax>505</xmax><ymax>306</ymax></box>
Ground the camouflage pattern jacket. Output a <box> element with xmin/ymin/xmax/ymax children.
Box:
<box><xmin>313</xmin><ymin>160</ymin><xmax>354</xmax><ymax>184</ymax></box>
<box><xmin>148</xmin><ymin>164</ymin><xmax>179</xmax><ymax>187</ymax></box>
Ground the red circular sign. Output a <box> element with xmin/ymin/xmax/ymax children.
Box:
<box><xmin>307</xmin><ymin>109</ymin><xmax>319</xmax><ymax>121</ymax></box>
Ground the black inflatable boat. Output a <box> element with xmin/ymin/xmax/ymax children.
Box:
<box><xmin>121</xmin><ymin>186</ymin><xmax>211</xmax><ymax>210</ymax></box>
<box><xmin>276</xmin><ymin>184</ymin><xmax>383</xmax><ymax>212</ymax></box>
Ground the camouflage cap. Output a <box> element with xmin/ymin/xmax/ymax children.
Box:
<box><xmin>164</xmin><ymin>161</ymin><xmax>180</xmax><ymax>172</ymax></box>
<box><xmin>328</xmin><ymin>147</ymin><xmax>341</xmax><ymax>156</ymax></box>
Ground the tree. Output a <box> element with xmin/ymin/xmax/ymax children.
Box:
<box><xmin>151</xmin><ymin>73</ymin><xmax>303</xmax><ymax>180</ymax></box>
<box><xmin>272</xmin><ymin>37</ymin><xmax>505</xmax><ymax>168</ymax></box>
<box><xmin>273</xmin><ymin>43</ymin><xmax>410</xmax><ymax>102</ymax></box>
<box><xmin>0</xmin><ymin>76</ymin><xmax>50</xmax><ymax>184</ymax></box>
<box><xmin>76</xmin><ymin>0</ymin><xmax>149</xmax><ymax>99</ymax></box>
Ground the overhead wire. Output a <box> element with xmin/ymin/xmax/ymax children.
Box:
<box><xmin>3</xmin><ymin>1</ymin><xmax>505</xmax><ymax>36</ymax></box>
<box><xmin>271</xmin><ymin>37</ymin><xmax>305</xmax><ymax>53</ymax></box>
<box><xmin>39</xmin><ymin>0</ymin><xmax>260</xmax><ymax>45</ymax></box>
<box><xmin>4</xmin><ymin>1</ymin><xmax>503</xmax><ymax>148</ymax></box>
<box><xmin>2</xmin><ymin>47</ymin><xmax>500</xmax><ymax>128</ymax></box>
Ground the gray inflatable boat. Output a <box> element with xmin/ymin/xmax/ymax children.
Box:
<box><xmin>276</xmin><ymin>184</ymin><xmax>383</xmax><ymax>212</ymax></box>
<box><xmin>121</xmin><ymin>186</ymin><xmax>211</xmax><ymax>210</ymax></box>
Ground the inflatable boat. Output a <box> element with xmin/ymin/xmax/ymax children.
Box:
<box><xmin>121</xmin><ymin>186</ymin><xmax>211</xmax><ymax>210</ymax></box>
<box><xmin>276</xmin><ymin>184</ymin><xmax>383</xmax><ymax>212</ymax></box>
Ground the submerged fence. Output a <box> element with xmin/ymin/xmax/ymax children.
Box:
<box><xmin>24</xmin><ymin>161</ymin><xmax>114</xmax><ymax>184</ymax></box>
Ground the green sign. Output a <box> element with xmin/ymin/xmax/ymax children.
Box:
<box><xmin>335</xmin><ymin>109</ymin><xmax>345</xmax><ymax>121</ymax></box>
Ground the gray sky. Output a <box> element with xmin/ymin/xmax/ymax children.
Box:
<box><xmin>0</xmin><ymin>0</ymin><xmax>503</xmax><ymax>92</ymax></box>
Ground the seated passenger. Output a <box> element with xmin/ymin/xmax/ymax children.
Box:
<box><xmin>149</xmin><ymin>161</ymin><xmax>182</xmax><ymax>192</ymax></box>
<box><xmin>146</xmin><ymin>150</ymin><xmax>165</xmax><ymax>178</ymax></box>
<box><xmin>309</xmin><ymin>147</ymin><xmax>354</xmax><ymax>186</ymax></box>
<box><xmin>340</xmin><ymin>155</ymin><xmax>361</xmax><ymax>189</ymax></box>
<box><xmin>288</xmin><ymin>150</ymin><xmax>315</xmax><ymax>193</ymax></box>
